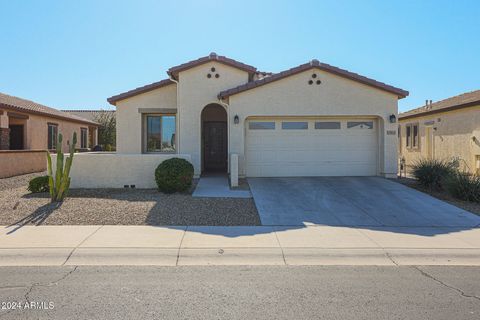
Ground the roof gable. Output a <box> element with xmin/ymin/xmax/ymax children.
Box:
<box><xmin>218</xmin><ymin>60</ymin><xmax>408</xmax><ymax>99</ymax></box>
<box><xmin>107</xmin><ymin>79</ymin><xmax>174</xmax><ymax>106</ymax></box>
<box><xmin>167</xmin><ymin>52</ymin><xmax>257</xmax><ymax>79</ymax></box>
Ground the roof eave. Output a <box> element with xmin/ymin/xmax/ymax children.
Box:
<box><xmin>399</xmin><ymin>100</ymin><xmax>480</xmax><ymax>120</ymax></box>
<box><xmin>0</xmin><ymin>103</ymin><xmax>99</xmax><ymax>126</ymax></box>
<box><xmin>218</xmin><ymin>62</ymin><xmax>408</xmax><ymax>99</ymax></box>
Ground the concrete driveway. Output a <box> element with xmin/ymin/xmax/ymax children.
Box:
<box><xmin>248</xmin><ymin>177</ymin><xmax>480</xmax><ymax>227</ymax></box>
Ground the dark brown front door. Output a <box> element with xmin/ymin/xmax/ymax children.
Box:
<box><xmin>203</xmin><ymin>121</ymin><xmax>227</xmax><ymax>172</ymax></box>
<box><xmin>9</xmin><ymin>125</ymin><xmax>24</xmax><ymax>150</ymax></box>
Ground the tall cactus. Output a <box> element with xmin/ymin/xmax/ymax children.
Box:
<box><xmin>46</xmin><ymin>132</ymin><xmax>77</xmax><ymax>202</ymax></box>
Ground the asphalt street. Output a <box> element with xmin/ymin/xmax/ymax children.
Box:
<box><xmin>0</xmin><ymin>266</ymin><xmax>479</xmax><ymax>319</ymax></box>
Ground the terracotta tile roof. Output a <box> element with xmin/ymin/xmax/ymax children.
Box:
<box><xmin>167</xmin><ymin>52</ymin><xmax>257</xmax><ymax>79</ymax></box>
<box><xmin>62</xmin><ymin>110</ymin><xmax>115</xmax><ymax>122</ymax></box>
<box><xmin>218</xmin><ymin>59</ymin><xmax>409</xmax><ymax>99</ymax></box>
<box><xmin>0</xmin><ymin>92</ymin><xmax>98</xmax><ymax>126</ymax></box>
<box><xmin>399</xmin><ymin>89</ymin><xmax>480</xmax><ymax>120</ymax></box>
<box><xmin>107</xmin><ymin>78</ymin><xmax>175</xmax><ymax>105</ymax></box>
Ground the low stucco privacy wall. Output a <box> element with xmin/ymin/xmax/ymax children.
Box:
<box><xmin>52</xmin><ymin>153</ymin><xmax>192</xmax><ymax>188</ymax></box>
<box><xmin>0</xmin><ymin>150</ymin><xmax>47</xmax><ymax>178</ymax></box>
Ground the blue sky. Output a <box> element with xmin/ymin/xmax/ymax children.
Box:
<box><xmin>0</xmin><ymin>0</ymin><xmax>478</xmax><ymax>112</ymax></box>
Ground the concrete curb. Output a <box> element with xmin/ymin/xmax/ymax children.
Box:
<box><xmin>1</xmin><ymin>248</ymin><xmax>480</xmax><ymax>266</ymax></box>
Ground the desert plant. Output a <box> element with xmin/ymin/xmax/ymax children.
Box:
<box><xmin>445</xmin><ymin>172</ymin><xmax>480</xmax><ymax>202</ymax></box>
<box><xmin>155</xmin><ymin>158</ymin><xmax>194</xmax><ymax>193</ymax></box>
<box><xmin>27</xmin><ymin>176</ymin><xmax>49</xmax><ymax>193</ymax></box>
<box><xmin>411</xmin><ymin>158</ymin><xmax>456</xmax><ymax>190</ymax></box>
<box><xmin>46</xmin><ymin>132</ymin><xmax>77</xmax><ymax>202</ymax></box>
<box><xmin>93</xmin><ymin>110</ymin><xmax>116</xmax><ymax>149</ymax></box>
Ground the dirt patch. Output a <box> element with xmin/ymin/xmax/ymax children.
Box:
<box><xmin>0</xmin><ymin>174</ymin><xmax>261</xmax><ymax>226</ymax></box>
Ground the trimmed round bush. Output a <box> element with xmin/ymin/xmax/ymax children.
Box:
<box><xmin>155</xmin><ymin>158</ymin><xmax>194</xmax><ymax>193</ymax></box>
<box><xmin>28</xmin><ymin>176</ymin><xmax>50</xmax><ymax>193</ymax></box>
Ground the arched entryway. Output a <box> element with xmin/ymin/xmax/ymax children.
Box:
<box><xmin>201</xmin><ymin>103</ymin><xmax>227</xmax><ymax>173</ymax></box>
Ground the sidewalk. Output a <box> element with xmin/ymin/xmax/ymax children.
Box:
<box><xmin>1</xmin><ymin>225</ymin><xmax>479</xmax><ymax>266</ymax></box>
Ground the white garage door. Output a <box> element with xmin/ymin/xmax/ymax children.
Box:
<box><xmin>245</xmin><ymin>118</ymin><xmax>378</xmax><ymax>177</ymax></box>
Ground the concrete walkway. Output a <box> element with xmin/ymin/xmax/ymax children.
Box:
<box><xmin>1</xmin><ymin>225</ymin><xmax>479</xmax><ymax>266</ymax></box>
<box><xmin>193</xmin><ymin>175</ymin><xmax>251</xmax><ymax>198</ymax></box>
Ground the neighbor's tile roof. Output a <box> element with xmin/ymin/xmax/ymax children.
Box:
<box><xmin>107</xmin><ymin>78</ymin><xmax>175</xmax><ymax>105</ymax></box>
<box><xmin>0</xmin><ymin>92</ymin><xmax>98</xmax><ymax>126</ymax></box>
<box><xmin>399</xmin><ymin>89</ymin><xmax>480</xmax><ymax>120</ymax></box>
<box><xmin>167</xmin><ymin>52</ymin><xmax>257</xmax><ymax>79</ymax></box>
<box><xmin>218</xmin><ymin>60</ymin><xmax>409</xmax><ymax>99</ymax></box>
<box><xmin>62</xmin><ymin>109</ymin><xmax>115</xmax><ymax>122</ymax></box>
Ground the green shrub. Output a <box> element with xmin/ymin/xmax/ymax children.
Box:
<box><xmin>445</xmin><ymin>172</ymin><xmax>480</xmax><ymax>202</ymax></box>
<box><xmin>155</xmin><ymin>158</ymin><xmax>194</xmax><ymax>193</ymax></box>
<box><xmin>411</xmin><ymin>158</ymin><xmax>455</xmax><ymax>190</ymax></box>
<box><xmin>28</xmin><ymin>176</ymin><xmax>50</xmax><ymax>193</ymax></box>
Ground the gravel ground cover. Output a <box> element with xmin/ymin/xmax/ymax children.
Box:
<box><xmin>394</xmin><ymin>177</ymin><xmax>480</xmax><ymax>216</ymax></box>
<box><xmin>0</xmin><ymin>173</ymin><xmax>261</xmax><ymax>226</ymax></box>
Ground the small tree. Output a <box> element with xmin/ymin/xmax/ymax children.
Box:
<box><xmin>46</xmin><ymin>132</ymin><xmax>77</xmax><ymax>202</ymax></box>
<box><xmin>93</xmin><ymin>110</ymin><xmax>116</xmax><ymax>150</ymax></box>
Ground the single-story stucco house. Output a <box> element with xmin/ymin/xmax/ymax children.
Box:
<box><xmin>399</xmin><ymin>89</ymin><xmax>480</xmax><ymax>174</ymax></box>
<box><xmin>0</xmin><ymin>92</ymin><xmax>99</xmax><ymax>178</ymax></box>
<box><xmin>66</xmin><ymin>53</ymin><xmax>408</xmax><ymax>188</ymax></box>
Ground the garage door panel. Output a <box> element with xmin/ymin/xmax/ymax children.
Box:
<box><xmin>246</xmin><ymin>118</ymin><xmax>378</xmax><ymax>177</ymax></box>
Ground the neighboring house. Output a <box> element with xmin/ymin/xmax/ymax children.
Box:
<box><xmin>107</xmin><ymin>53</ymin><xmax>408</xmax><ymax>179</ymax></box>
<box><xmin>0</xmin><ymin>92</ymin><xmax>99</xmax><ymax>151</ymax></box>
<box><xmin>399</xmin><ymin>90</ymin><xmax>480</xmax><ymax>174</ymax></box>
<box><xmin>63</xmin><ymin>109</ymin><xmax>115</xmax><ymax>122</ymax></box>
<box><xmin>63</xmin><ymin>109</ymin><xmax>116</xmax><ymax>149</ymax></box>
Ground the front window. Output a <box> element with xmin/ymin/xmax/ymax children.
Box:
<box><xmin>47</xmin><ymin>123</ymin><xmax>58</xmax><ymax>150</ymax></box>
<box><xmin>145</xmin><ymin>115</ymin><xmax>176</xmax><ymax>152</ymax></box>
<box><xmin>80</xmin><ymin>128</ymin><xmax>87</xmax><ymax>149</ymax></box>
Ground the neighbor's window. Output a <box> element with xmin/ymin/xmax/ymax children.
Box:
<box><xmin>249</xmin><ymin>121</ymin><xmax>275</xmax><ymax>130</ymax></box>
<box><xmin>315</xmin><ymin>121</ymin><xmax>341</xmax><ymax>129</ymax></box>
<box><xmin>347</xmin><ymin>121</ymin><xmax>373</xmax><ymax>129</ymax></box>
<box><xmin>406</xmin><ymin>125</ymin><xmax>411</xmax><ymax>148</ymax></box>
<box><xmin>80</xmin><ymin>128</ymin><xmax>87</xmax><ymax>149</ymax></box>
<box><xmin>145</xmin><ymin>115</ymin><xmax>176</xmax><ymax>152</ymax></box>
<box><xmin>282</xmin><ymin>122</ymin><xmax>308</xmax><ymax>130</ymax></box>
<box><xmin>47</xmin><ymin>123</ymin><xmax>58</xmax><ymax>150</ymax></box>
<box><xmin>412</xmin><ymin>124</ymin><xmax>419</xmax><ymax>148</ymax></box>
<box><xmin>406</xmin><ymin>123</ymin><xmax>419</xmax><ymax>149</ymax></box>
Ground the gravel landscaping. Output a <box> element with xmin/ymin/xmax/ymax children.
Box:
<box><xmin>394</xmin><ymin>177</ymin><xmax>480</xmax><ymax>216</ymax></box>
<box><xmin>0</xmin><ymin>173</ymin><xmax>261</xmax><ymax>226</ymax></box>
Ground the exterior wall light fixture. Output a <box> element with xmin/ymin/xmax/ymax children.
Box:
<box><xmin>389</xmin><ymin>114</ymin><xmax>397</xmax><ymax>123</ymax></box>
<box><xmin>234</xmin><ymin>115</ymin><xmax>240</xmax><ymax>124</ymax></box>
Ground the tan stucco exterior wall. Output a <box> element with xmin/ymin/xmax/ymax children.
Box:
<box><xmin>53</xmin><ymin>152</ymin><xmax>192</xmax><ymax>188</ymax></box>
<box><xmin>228</xmin><ymin>69</ymin><xmax>399</xmax><ymax>177</ymax></box>
<box><xmin>176</xmin><ymin>63</ymin><xmax>248</xmax><ymax>176</ymax></box>
<box><xmin>114</xmin><ymin>63</ymin><xmax>400</xmax><ymax>178</ymax></box>
<box><xmin>115</xmin><ymin>83</ymin><xmax>177</xmax><ymax>154</ymax></box>
<box><xmin>0</xmin><ymin>108</ymin><xmax>95</xmax><ymax>151</ymax></box>
<box><xmin>399</xmin><ymin>105</ymin><xmax>480</xmax><ymax>174</ymax></box>
<box><xmin>0</xmin><ymin>150</ymin><xmax>46</xmax><ymax>178</ymax></box>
